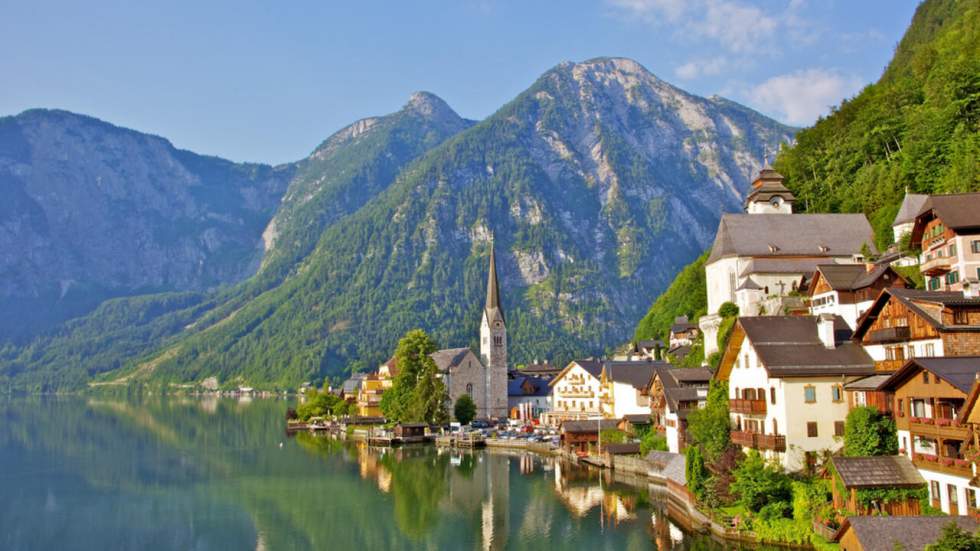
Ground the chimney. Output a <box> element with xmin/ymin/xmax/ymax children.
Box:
<box><xmin>817</xmin><ymin>314</ymin><xmax>836</xmax><ymax>349</ymax></box>
<box><xmin>865</xmin><ymin>262</ymin><xmax>875</xmax><ymax>273</ymax></box>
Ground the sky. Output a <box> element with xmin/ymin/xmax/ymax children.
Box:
<box><xmin>1</xmin><ymin>0</ymin><xmax>920</xmax><ymax>164</ymax></box>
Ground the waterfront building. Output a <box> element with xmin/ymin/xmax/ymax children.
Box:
<box><xmin>598</xmin><ymin>360</ymin><xmax>661</xmax><ymax>419</ymax></box>
<box><xmin>545</xmin><ymin>359</ymin><xmax>605</xmax><ymax>424</ymax></box>
<box><xmin>517</xmin><ymin>359</ymin><xmax>562</xmax><ymax>380</ymax></box>
<box><xmin>851</xmin><ymin>288</ymin><xmax>980</xmax><ymax>373</ymax></box>
<box><xmin>833</xmin><ymin>516</ymin><xmax>979</xmax><ymax>551</ymax></box>
<box><xmin>829</xmin><ymin>456</ymin><xmax>925</xmax><ymax>516</ymax></box>
<box><xmin>878</xmin><ymin>357</ymin><xmax>980</xmax><ymax>516</ymax></box>
<box><xmin>699</xmin><ymin>167</ymin><xmax>876</xmax><ymax>356</ymax></box>
<box><xmin>716</xmin><ymin>314</ymin><xmax>874</xmax><ymax>471</ymax></box>
<box><xmin>356</xmin><ymin>373</ymin><xmax>385</xmax><ymax>417</ymax></box>
<box><xmin>647</xmin><ymin>365</ymin><xmax>712</xmax><ymax>453</ymax></box>
<box><xmin>808</xmin><ymin>263</ymin><xmax>908</xmax><ymax>330</ymax></box>
<box><xmin>909</xmin><ymin>192</ymin><xmax>980</xmax><ymax>292</ymax></box>
<box><xmin>507</xmin><ymin>374</ymin><xmax>551</xmax><ymax>420</ymax></box>
<box><xmin>339</xmin><ymin>372</ymin><xmax>367</xmax><ymax>402</ymax></box>
<box><xmin>559</xmin><ymin>419</ymin><xmax>619</xmax><ymax>455</ymax></box>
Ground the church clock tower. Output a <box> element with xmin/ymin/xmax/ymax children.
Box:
<box><xmin>480</xmin><ymin>243</ymin><xmax>508</xmax><ymax>418</ymax></box>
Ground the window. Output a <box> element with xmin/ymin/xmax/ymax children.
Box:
<box><xmin>929</xmin><ymin>277</ymin><xmax>942</xmax><ymax>290</ymax></box>
<box><xmin>744</xmin><ymin>354</ymin><xmax>750</xmax><ymax>370</ymax></box>
<box><xmin>923</xmin><ymin>372</ymin><xmax>930</xmax><ymax>384</ymax></box>
<box><xmin>954</xmin><ymin>310</ymin><xmax>969</xmax><ymax>325</ymax></box>
<box><xmin>969</xmin><ymin>489</ymin><xmax>978</xmax><ymax>510</ymax></box>
<box><xmin>804</xmin><ymin>386</ymin><xmax>816</xmax><ymax>403</ymax></box>
<box><xmin>949</xmin><ymin>484</ymin><xmax>959</xmax><ymax>506</ymax></box>
<box><xmin>466</xmin><ymin>383</ymin><xmax>473</xmax><ymax>395</ymax></box>
<box><xmin>897</xmin><ymin>398</ymin><xmax>904</xmax><ymax>417</ymax></box>
<box><xmin>931</xmin><ymin>481</ymin><xmax>941</xmax><ymax>502</ymax></box>
<box><xmin>834</xmin><ymin>421</ymin><xmax>845</xmax><ymax>437</ymax></box>
<box><xmin>772</xmin><ymin>418</ymin><xmax>778</xmax><ymax>434</ymax></box>
<box><xmin>832</xmin><ymin>385</ymin><xmax>843</xmax><ymax>403</ymax></box>
<box><xmin>972</xmin><ymin>240</ymin><xmax>980</xmax><ymax>254</ymax></box>
<box><xmin>770</xmin><ymin>387</ymin><xmax>776</xmax><ymax>405</ymax></box>
<box><xmin>949</xmin><ymin>243</ymin><xmax>957</xmax><ymax>257</ymax></box>
<box><xmin>807</xmin><ymin>422</ymin><xmax>818</xmax><ymax>437</ymax></box>
<box><xmin>493</xmin><ymin>335</ymin><xmax>503</xmax><ymax>346</ymax></box>
<box><xmin>925</xmin><ymin>343</ymin><xmax>936</xmax><ymax>357</ymax></box>
<box><xmin>946</xmin><ymin>271</ymin><xmax>960</xmax><ymax>285</ymax></box>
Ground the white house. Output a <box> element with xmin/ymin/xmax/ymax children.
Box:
<box><xmin>507</xmin><ymin>374</ymin><xmax>551</xmax><ymax>420</ymax></box>
<box><xmin>545</xmin><ymin>360</ymin><xmax>605</xmax><ymax>425</ymax></box>
<box><xmin>599</xmin><ymin>360</ymin><xmax>662</xmax><ymax>419</ymax></box>
<box><xmin>716</xmin><ymin>314</ymin><xmax>875</xmax><ymax>471</ymax></box>
<box><xmin>648</xmin><ymin>365</ymin><xmax>712</xmax><ymax>453</ymax></box>
<box><xmin>699</xmin><ymin>167</ymin><xmax>877</xmax><ymax>356</ymax></box>
<box><xmin>807</xmin><ymin>263</ymin><xmax>908</xmax><ymax>329</ymax></box>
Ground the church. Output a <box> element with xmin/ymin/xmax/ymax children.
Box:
<box><xmin>429</xmin><ymin>244</ymin><xmax>509</xmax><ymax>419</ymax></box>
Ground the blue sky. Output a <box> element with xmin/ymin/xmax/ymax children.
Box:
<box><xmin>1</xmin><ymin>0</ymin><xmax>919</xmax><ymax>164</ymax></box>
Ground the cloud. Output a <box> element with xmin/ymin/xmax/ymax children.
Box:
<box><xmin>674</xmin><ymin>57</ymin><xmax>727</xmax><ymax>80</ymax></box>
<box><xmin>749</xmin><ymin>68</ymin><xmax>864</xmax><ymax>125</ymax></box>
<box><xmin>606</xmin><ymin>0</ymin><xmax>805</xmax><ymax>55</ymax></box>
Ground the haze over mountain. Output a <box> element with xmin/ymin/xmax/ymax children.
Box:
<box><xmin>0</xmin><ymin>57</ymin><xmax>794</xmax><ymax>391</ymax></box>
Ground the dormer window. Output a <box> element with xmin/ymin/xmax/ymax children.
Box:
<box><xmin>770</xmin><ymin>197</ymin><xmax>782</xmax><ymax>208</ymax></box>
<box><xmin>819</xmin><ymin>245</ymin><xmax>830</xmax><ymax>253</ymax></box>
<box><xmin>768</xmin><ymin>244</ymin><xmax>779</xmax><ymax>253</ymax></box>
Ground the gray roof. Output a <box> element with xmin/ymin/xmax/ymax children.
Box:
<box><xmin>430</xmin><ymin>348</ymin><xmax>476</xmax><ymax>372</ymax></box>
<box><xmin>919</xmin><ymin>192</ymin><xmax>980</xmax><ymax>231</ymax></box>
<box><xmin>739</xmin><ymin>257</ymin><xmax>826</xmax><ymax>277</ymax></box>
<box><xmin>605</xmin><ymin>360</ymin><xmax>663</xmax><ymax>391</ymax></box>
<box><xmin>831</xmin><ymin>456</ymin><xmax>925</xmax><ymax>489</ymax></box>
<box><xmin>744</xmin><ymin>168</ymin><xmax>795</xmax><ymax>206</ymax></box>
<box><xmin>854</xmin><ymin>288</ymin><xmax>980</xmax><ymax>339</ymax></box>
<box><xmin>892</xmin><ymin>193</ymin><xmax>929</xmax><ymax>226</ymax></box>
<box><xmin>844</xmin><ymin>373</ymin><xmax>894</xmax><ymax>391</ymax></box>
<box><xmin>561</xmin><ymin>419</ymin><xmax>619</xmax><ymax>433</ymax></box>
<box><xmin>484</xmin><ymin>243</ymin><xmax>505</xmax><ymax>323</ymax></box>
<box><xmin>602</xmin><ymin>443</ymin><xmax>641</xmax><ymax>455</ymax></box>
<box><xmin>706</xmin><ymin>213</ymin><xmax>875</xmax><ymax>264</ymax></box>
<box><xmin>652</xmin><ymin>365</ymin><xmax>712</xmax><ymax>411</ymax></box>
<box><xmin>621</xmin><ymin>414</ymin><xmax>652</xmax><ymax>424</ymax></box>
<box><xmin>341</xmin><ymin>373</ymin><xmax>368</xmax><ymax>395</ymax></box>
<box><xmin>839</xmin><ymin>516</ymin><xmax>979</xmax><ymax>551</ymax></box>
<box><xmin>508</xmin><ymin>375</ymin><xmax>550</xmax><ymax>397</ymax></box>
<box><xmin>880</xmin><ymin>357</ymin><xmax>980</xmax><ymax>394</ymax></box>
<box><xmin>739</xmin><ymin>315</ymin><xmax>875</xmax><ymax>377</ymax></box>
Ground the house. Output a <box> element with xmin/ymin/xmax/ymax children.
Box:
<box><xmin>518</xmin><ymin>360</ymin><xmax>562</xmax><ymax>380</ymax></box>
<box><xmin>339</xmin><ymin>373</ymin><xmax>367</xmax><ymax>402</ymax></box>
<box><xmin>830</xmin><ymin>456</ymin><xmax>925</xmax><ymax>516</ymax></box>
<box><xmin>834</xmin><ymin>516</ymin><xmax>979</xmax><ymax>551</ymax></box>
<box><xmin>808</xmin><ymin>263</ymin><xmax>908</xmax><ymax>329</ymax></box>
<box><xmin>545</xmin><ymin>359</ymin><xmax>605</xmax><ymax>425</ymax></box>
<box><xmin>616</xmin><ymin>339</ymin><xmax>664</xmax><ymax>361</ymax></box>
<box><xmin>356</xmin><ymin>373</ymin><xmax>385</xmax><ymax>417</ymax></box>
<box><xmin>393</xmin><ymin>423</ymin><xmax>426</xmax><ymax>440</ymax></box>
<box><xmin>599</xmin><ymin>360</ymin><xmax>662</xmax><ymax>419</ymax></box>
<box><xmin>891</xmin><ymin>192</ymin><xmax>929</xmax><ymax>267</ymax></box>
<box><xmin>909</xmin><ymin>192</ymin><xmax>980</xmax><ymax>292</ymax></box>
<box><xmin>618</xmin><ymin>414</ymin><xmax>652</xmax><ymax>436</ymax></box>
<box><xmin>507</xmin><ymin>374</ymin><xmax>551</xmax><ymax>420</ymax></box>
<box><xmin>852</xmin><ymin>287</ymin><xmax>980</xmax><ymax>373</ymax></box>
<box><xmin>559</xmin><ymin>419</ymin><xmax>619</xmax><ymax>454</ymax></box>
<box><xmin>879</xmin><ymin>357</ymin><xmax>980</xmax><ymax>516</ymax></box>
<box><xmin>843</xmin><ymin>373</ymin><xmax>894</xmax><ymax>416</ymax></box>
<box><xmin>716</xmin><ymin>314</ymin><xmax>874</xmax><ymax>471</ymax></box>
<box><xmin>601</xmin><ymin>442</ymin><xmax>641</xmax><ymax>464</ymax></box>
<box><xmin>647</xmin><ymin>365</ymin><xmax>712</xmax><ymax>453</ymax></box>
<box><xmin>668</xmin><ymin>316</ymin><xmax>699</xmax><ymax>348</ymax></box>
<box><xmin>700</xmin><ymin>167</ymin><xmax>876</xmax><ymax>356</ymax></box>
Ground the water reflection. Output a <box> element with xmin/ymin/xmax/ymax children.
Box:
<box><xmin>0</xmin><ymin>396</ymin><xmax>759</xmax><ymax>550</ymax></box>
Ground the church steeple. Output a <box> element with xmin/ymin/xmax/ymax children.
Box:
<box><xmin>485</xmin><ymin>242</ymin><xmax>504</xmax><ymax>322</ymax></box>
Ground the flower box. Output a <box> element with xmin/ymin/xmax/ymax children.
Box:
<box><xmin>923</xmin><ymin>454</ymin><xmax>938</xmax><ymax>462</ymax></box>
<box><xmin>955</xmin><ymin>459</ymin><xmax>971</xmax><ymax>468</ymax></box>
<box><xmin>920</xmin><ymin>418</ymin><xmax>935</xmax><ymax>425</ymax></box>
<box><xmin>941</xmin><ymin>457</ymin><xmax>955</xmax><ymax>467</ymax></box>
<box><xmin>910</xmin><ymin>417</ymin><xmax>922</xmax><ymax>424</ymax></box>
<box><xmin>936</xmin><ymin>418</ymin><xmax>952</xmax><ymax>427</ymax></box>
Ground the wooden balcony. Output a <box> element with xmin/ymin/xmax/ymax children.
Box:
<box><xmin>909</xmin><ymin>417</ymin><xmax>970</xmax><ymax>440</ymax></box>
<box><xmin>913</xmin><ymin>455</ymin><xmax>973</xmax><ymax>478</ymax></box>
<box><xmin>867</xmin><ymin>326</ymin><xmax>911</xmax><ymax>344</ymax></box>
<box><xmin>730</xmin><ymin>431</ymin><xmax>786</xmax><ymax>452</ymax></box>
<box><xmin>921</xmin><ymin>254</ymin><xmax>953</xmax><ymax>276</ymax></box>
<box><xmin>730</xmin><ymin>398</ymin><xmax>767</xmax><ymax>415</ymax></box>
<box><xmin>874</xmin><ymin>359</ymin><xmax>905</xmax><ymax>372</ymax></box>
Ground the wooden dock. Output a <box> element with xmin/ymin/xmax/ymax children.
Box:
<box><xmin>435</xmin><ymin>432</ymin><xmax>486</xmax><ymax>448</ymax></box>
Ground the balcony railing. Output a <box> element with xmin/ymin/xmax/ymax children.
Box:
<box><xmin>921</xmin><ymin>254</ymin><xmax>953</xmax><ymax>276</ymax></box>
<box><xmin>909</xmin><ymin>417</ymin><xmax>970</xmax><ymax>440</ymax></box>
<box><xmin>867</xmin><ymin>326</ymin><xmax>911</xmax><ymax>344</ymax></box>
<box><xmin>730</xmin><ymin>431</ymin><xmax>787</xmax><ymax>452</ymax></box>
<box><xmin>913</xmin><ymin>454</ymin><xmax>973</xmax><ymax>477</ymax></box>
<box><xmin>875</xmin><ymin>359</ymin><xmax>906</xmax><ymax>372</ymax></box>
<box><xmin>730</xmin><ymin>399</ymin><xmax>767</xmax><ymax>415</ymax></box>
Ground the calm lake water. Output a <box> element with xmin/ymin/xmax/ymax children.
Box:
<box><xmin>0</xmin><ymin>396</ymin><xmax>760</xmax><ymax>550</ymax></box>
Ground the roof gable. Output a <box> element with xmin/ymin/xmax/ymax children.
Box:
<box><xmin>706</xmin><ymin>213</ymin><xmax>875</xmax><ymax>264</ymax></box>
<box><xmin>831</xmin><ymin>456</ymin><xmax>925</xmax><ymax>488</ymax></box>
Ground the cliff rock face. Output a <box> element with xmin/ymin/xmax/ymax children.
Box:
<box><xmin>0</xmin><ymin>110</ymin><xmax>295</xmax><ymax>337</ymax></box>
<box><xmin>143</xmin><ymin>58</ymin><xmax>795</xmax><ymax>386</ymax></box>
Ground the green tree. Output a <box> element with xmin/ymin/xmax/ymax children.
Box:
<box><xmin>686</xmin><ymin>380</ymin><xmax>730</xmax><ymax>461</ymax></box>
<box><xmin>718</xmin><ymin>302</ymin><xmax>739</xmax><ymax>318</ymax></box>
<box><xmin>686</xmin><ymin>445</ymin><xmax>708</xmax><ymax>502</ymax></box>
<box><xmin>640</xmin><ymin>430</ymin><xmax>668</xmax><ymax>454</ymax></box>
<box><xmin>382</xmin><ymin>329</ymin><xmax>449</xmax><ymax>424</ymax></box>
<box><xmin>844</xmin><ymin>406</ymin><xmax>898</xmax><ymax>456</ymax></box>
<box><xmin>453</xmin><ymin>394</ymin><xmax>477</xmax><ymax>425</ymax></box>
<box><xmin>925</xmin><ymin>521</ymin><xmax>980</xmax><ymax>551</ymax></box>
<box><xmin>730</xmin><ymin>450</ymin><xmax>793</xmax><ymax>513</ymax></box>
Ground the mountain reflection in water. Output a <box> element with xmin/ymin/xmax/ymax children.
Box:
<box><xmin>0</xmin><ymin>396</ymin><xmax>763</xmax><ymax>550</ymax></box>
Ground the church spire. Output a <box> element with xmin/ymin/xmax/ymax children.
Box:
<box><xmin>485</xmin><ymin>241</ymin><xmax>503</xmax><ymax>321</ymax></box>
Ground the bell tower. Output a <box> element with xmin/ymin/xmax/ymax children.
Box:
<box><xmin>480</xmin><ymin>242</ymin><xmax>508</xmax><ymax>418</ymax></box>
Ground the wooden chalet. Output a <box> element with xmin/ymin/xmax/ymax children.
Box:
<box><xmin>830</xmin><ymin>456</ymin><xmax>925</xmax><ymax>516</ymax></box>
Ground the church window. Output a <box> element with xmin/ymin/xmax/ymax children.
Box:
<box><xmin>494</xmin><ymin>336</ymin><xmax>503</xmax><ymax>346</ymax></box>
<box><xmin>466</xmin><ymin>383</ymin><xmax>473</xmax><ymax>395</ymax></box>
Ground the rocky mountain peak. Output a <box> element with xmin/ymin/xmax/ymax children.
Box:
<box><xmin>402</xmin><ymin>91</ymin><xmax>462</xmax><ymax>123</ymax></box>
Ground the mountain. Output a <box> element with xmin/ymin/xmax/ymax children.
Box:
<box><xmin>633</xmin><ymin>0</ymin><xmax>980</xmax><ymax>345</ymax></box>
<box><xmin>121</xmin><ymin>57</ymin><xmax>793</xmax><ymax>389</ymax></box>
<box><xmin>0</xmin><ymin>109</ymin><xmax>296</xmax><ymax>339</ymax></box>
<box><xmin>0</xmin><ymin>95</ymin><xmax>475</xmax><ymax>391</ymax></box>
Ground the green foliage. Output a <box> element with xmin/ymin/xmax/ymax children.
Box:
<box><xmin>381</xmin><ymin>330</ymin><xmax>449</xmax><ymax>424</ymax></box>
<box><xmin>686</xmin><ymin>445</ymin><xmax>708</xmax><ymax>502</ymax></box>
<box><xmin>295</xmin><ymin>389</ymin><xmax>345</xmax><ymax>421</ymax></box>
<box><xmin>730</xmin><ymin>450</ymin><xmax>793</xmax><ymax>514</ymax></box>
<box><xmin>854</xmin><ymin>486</ymin><xmax>927</xmax><ymax>509</ymax></box>
<box><xmin>792</xmin><ymin>479</ymin><xmax>833</xmax><ymax>523</ymax></box>
<box><xmin>773</xmin><ymin>0</ymin><xmax>980</xmax><ymax>248</ymax></box>
<box><xmin>686</xmin><ymin>380</ymin><xmax>730</xmax><ymax>461</ymax></box>
<box><xmin>600</xmin><ymin>428</ymin><xmax>627</xmax><ymax>445</ymax></box>
<box><xmin>634</xmin><ymin>251</ymin><xmax>708</xmax><ymax>341</ymax></box>
<box><xmin>925</xmin><ymin>521</ymin><xmax>980</xmax><ymax>551</ymax></box>
<box><xmin>844</xmin><ymin>406</ymin><xmax>899</xmax><ymax>456</ymax></box>
<box><xmin>640</xmin><ymin>430</ymin><xmax>668</xmax><ymax>455</ymax></box>
<box><xmin>453</xmin><ymin>394</ymin><xmax>476</xmax><ymax>425</ymax></box>
<box><xmin>718</xmin><ymin>302</ymin><xmax>739</xmax><ymax>319</ymax></box>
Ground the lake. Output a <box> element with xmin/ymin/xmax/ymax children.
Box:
<box><xmin>0</xmin><ymin>396</ymin><xmax>757</xmax><ymax>550</ymax></box>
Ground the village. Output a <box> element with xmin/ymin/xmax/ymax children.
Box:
<box><xmin>287</xmin><ymin>167</ymin><xmax>980</xmax><ymax>550</ymax></box>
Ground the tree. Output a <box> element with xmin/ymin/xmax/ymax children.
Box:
<box><xmin>640</xmin><ymin>430</ymin><xmax>668</xmax><ymax>454</ymax></box>
<box><xmin>686</xmin><ymin>445</ymin><xmax>708</xmax><ymax>502</ymax></box>
<box><xmin>844</xmin><ymin>406</ymin><xmax>898</xmax><ymax>456</ymax></box>
<box><xmin>718</xmin><ymin>302</ymin><xmax>739</xmax><ymax>318</ymax></box>
<box><xmin>730</xmin><ymin>450</ymin><xmax>793</xmax><ymax>513</ymax></box>
<box><xmin>925</xmin><ymin>521</ymin><xmax>980</xmax><ymax>551</ymax></box>
<box><xmin>687</xmin><ymin>380</ymin><xmax>730</xmax><ymax>461</ymax></box>
<box><xmin>382</xmin><ymin>329</ymin><xmax>449</xmax><ymax>424</ymax></box>
<box><xmin>454</xmin><ymin>394</ymin><xmax>477</xmax><ymax>425</ymax></box>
